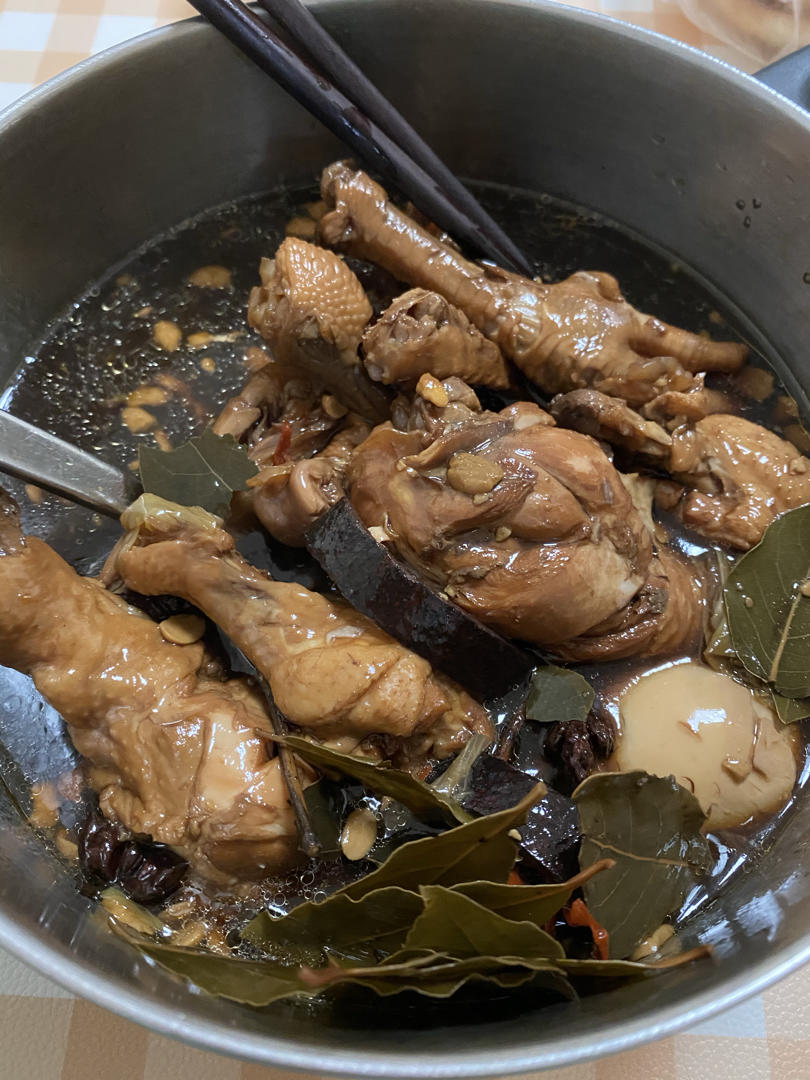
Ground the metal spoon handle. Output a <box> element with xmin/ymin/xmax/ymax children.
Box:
<box><xmin>0</xmin><ymin>411</ymin><xmax>138</xmax><ymax>518</ymax></box>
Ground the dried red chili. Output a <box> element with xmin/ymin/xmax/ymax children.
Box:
<box><xmin>565</xmin><ymin>898</ymin><xmax>609</xmax><ymax>960</ymax></box>
<box><xmin>272</xmin><ymin>420</ymin><xmax>292</xmax><ymax>465</ymax></box>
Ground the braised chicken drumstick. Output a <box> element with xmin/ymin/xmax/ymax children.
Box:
<box><xmin>346</xmin><ymin>385</ymin><xmax>705</xmax><ymax>659</ymax></box>
<box><xmin>115</xmin><ymin>498</ymin><xmax>490</xmax><ymax>764</ymax></box>
<box><xmin>0</xmin><ymin>493</ymin><xmax>299</xmax><ymax>881</ymax></box>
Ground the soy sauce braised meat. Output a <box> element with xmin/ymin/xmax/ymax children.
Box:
<box><xmin>1</xmin><ymin>164</ymin><xmax>808</xmax><ymax>1009</ymax></box>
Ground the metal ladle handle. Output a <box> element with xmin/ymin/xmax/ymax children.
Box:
<box><xmin>0</xmin><ymin>410</ymin><xmax>139</xmax><ymax>518</ymax></box>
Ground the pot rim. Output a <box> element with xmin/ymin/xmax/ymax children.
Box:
<box><xmin>1</xmin><ymin>2</ymin><xmax>809</xmax><ymax>1074</ymax></box>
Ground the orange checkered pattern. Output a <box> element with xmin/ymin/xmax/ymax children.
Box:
<box><xmin>0</xmin><ymin>1</ymin><xmax>800</xmax><ymax>1077</ymax></box>
<box><xmin>0</xmin><ymin>0</ymin><xmax>191</xmax><ymax>107</ymax></box>
<box><xmin>0</xmin><ymin>0</ymin><xmax>756</xmax><ymax>112</ymax></box>
<box><xmin>2</xmin><ymin>944</ymin><xmax>810</xmax><ymax>1078</ymax></box>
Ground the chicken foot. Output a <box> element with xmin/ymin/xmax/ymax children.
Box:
<box><xmin>320</xmin><ymin>162</ymin><xmax>746</xmax><ymax>408</ymax></box>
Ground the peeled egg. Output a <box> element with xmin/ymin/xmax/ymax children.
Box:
<box><xmin>616</xmin><ymin>662</ymin><xmax>798</xmax><ymax>831</ymax></box>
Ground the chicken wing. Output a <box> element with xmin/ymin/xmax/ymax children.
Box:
<box><xmin>362</xmin><ymin>288</ymin><xmax>511</xmax><ymax>389</ymax></box>
<box><xmin>668</xmin><ymin>414</ymin><xmax>810</xmax><ymax>549</ymax></box>
<box><xmin>551</xmin><ymin>390</ymin><xmax>810</xmax><ymax>549</ymax></box>
<box><xmin>0</xmin><ymin>493</ymin><xmax>299</xmax><ymax>882</ymax></box>
<box><xmin>320</xmin><ymin>163</ymin><xmax>746</xmax><ymax>408</ymax></box>
<box><xmin>115</xmin><ymin>498</ymin><xmax>490</xmax><ymax>763</ymax></box>
<box><xmin>247</xmin><ymin>237</ymin><xmax>389</xmax><ymax>422</ymax></box>
<box><xmin>213</xmin><ymin>355</ymin><xmax>371</xmax><ymax>546</ymax></box>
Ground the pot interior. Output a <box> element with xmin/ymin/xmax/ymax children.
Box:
<box><xmin>1</xmin><ymin>2</ymin><xmax>810</xmax><ymax>1073</ymax></box>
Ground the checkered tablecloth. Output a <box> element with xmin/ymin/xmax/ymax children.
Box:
<box><xmin>0</xmin><ymin>1</ymin><xmax>805</xmax><ymax>1077</ymax></box>
<box><xmin>3</xmin><ymin>944</ymin><xmax>810</xmax><ymax>1079</ymax></box>
<box><xmin>0</xmin><ymin>0</ymin><xmax>758</xmax><ymax>112</ymax></box>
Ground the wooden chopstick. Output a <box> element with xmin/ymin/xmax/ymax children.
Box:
<box><xmin>187</xmin><ymin>0</ymin><xmax>533</xmax><ymax>275</ymax></box>
<box><xmin>256</xmin><ymin>0</ymin><xmax>533</xmax><ymax>276</ymax></box>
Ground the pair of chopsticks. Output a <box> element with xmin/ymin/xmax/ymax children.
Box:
<box><xmin>187</xmin><ymin>0</ymin><xmax>533</xmax><ymax>276</ymax></box>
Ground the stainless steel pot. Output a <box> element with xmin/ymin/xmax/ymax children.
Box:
<box><xmin>1</xmin><ymin>2</ymin><xmax>809</xmax><ymax>1073</ymax></box>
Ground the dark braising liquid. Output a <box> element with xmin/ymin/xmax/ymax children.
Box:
<box><xmin>0</xmin><ymin>180</ymin><xmax>806</xmax><ymax>944</ymax></box>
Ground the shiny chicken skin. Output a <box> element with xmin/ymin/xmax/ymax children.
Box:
<box><xmin>0</xmin><ymin>493</ymin><xmax>299</xmax><ymax>882</ymax></box>
<box><xmin>551</xmin><ymin>390</ymin><xmax>810</xmax><ymax>549</ymax></box>
<box><xmin>555</xmin><ymin>546</ymin><xmax>706</xmax><ymax>662</ymax></box>
<box><xmin>214</xmin><ymin>355</ymin><xmax>370</xmax><ymax>546</ymax></box>
<box><xmin>115</xmin><ymin>499</ymin><xmax>490</xmax><ymax>763</ymax></box>
<box><xmin>246</xmin><ymin>417</ymin><xmax>371</xmax><ymax>548</ymax></box>
<box><xmin>362</xmin><ymin>288</ymin><xmax>511</xmax><ymax>390</ymax></box>
<box><xmin>346</xmin><ymin>389</ymin><xmax>703</xmax><ymax>658</ymax></box>
<box><xmin>668</xmin><ymin>413</ymin><xmax>810</xmax><ymax>549</ymax></box>
<box><xmin>247</xmin><ymin>236</ymin><xmax>389</xmax><ymax>423</ymax></box>
<box><xmin>320</xmin><ymin>163</ymin><xmax>746</xmax><ymax>408</ymax></box>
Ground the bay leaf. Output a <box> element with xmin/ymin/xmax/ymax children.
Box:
<box><xmin>772</xmin><ymin>691</ymin><xmax>810</xmax><ymax>724</ymax></box>
<box><xmin>726</xmin><ymin>506</ymin><xmax>810</xmax><ymax>698</ymax></box>
<box><xmin>241</xmin><ymin>782</ymin><xmax>545</xmax><ymax>970</ymax></box>
<box><xmin>404</xmin><ymin>886</ymin><xmax>564</xmax><ymax>959</ymax></box>
<box><xmin>241</xmin><ymin>886</ymin><xmax>424</xmax><ymax>965</ymax></box>
<box><xmin>525</xmin><ymin>666</ymin><xmax>594</xmax><ymax>724</ymax></box>
<box><xmin>559</xmin><ymin>957</ymin><xmax>654</xmax><ymax>980</ymax></box>
<box><xmin>453</xmin><ymin>860</ymin><xmax>614</xmax><ymax>928</ymax></box>
<box><xmin>130</xmin><ymin>936</ymin><xmax>317</xmax><ymax>1007</ymax></box>
<box><xmin>560</xmin><ymin>944</ymin><xmax>713</xmax><ymax>982</ymax></box>
<box><xmin>301</xmin><ymin>777</ymin><xmax>345</xmax><ymax>855</ymax></box>
<box><xmin>704</xmin><ymin>550</ymin><xmax>739</xmax><ymax>671</ymax></box>
<box><xmin>298</xmin><ymin>949</ymin><xmax>574</xmax><ymax>1000</ymax></box>
<box><xmin>124</xmin><ymin>931</ymin><xmax>680</xmax><ymax>1006</ymax></box>
<box><xmin>340</xmin><ymin>782</ymin><xmax>545</xmax><ymax>900</ymax></box>
<box><xmin>139</xmin><ymin>428</ymin><xmax>257</xmax><ymax>516</ymax></box>
<box><xmin>276</xmin><ymin>735</ymin><xmax>470</xmax><ymax>825</ymax></box>
<box><xmin>117</xmin><ymin>919</ymin><xmax>572</xmax><ymax>1005</ymax></box>
<box><xmin>573</xmin><ymin>772</ymin><xmax>712</xmax><ymax>960</ymax></box>
<box><xmin>703</xmin><ymin>609</ymin><xmax>737</xmax><ymax>669</ymax></box>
